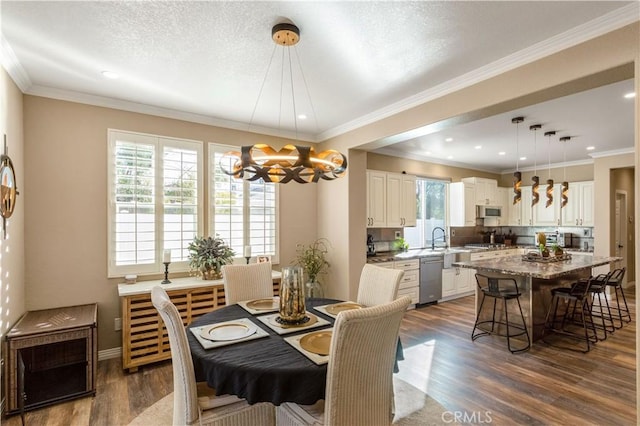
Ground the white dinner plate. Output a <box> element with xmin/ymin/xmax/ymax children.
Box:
<box><xmin>199</xmin><ymin>321</ymin><xmax>257</xmax><ymax>341</ymax></box>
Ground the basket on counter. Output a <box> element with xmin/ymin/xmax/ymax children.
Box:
<box><xmin>522</xmin><ymin>252</ymin><xmax>572</xmax><ymax>263</ymax></box>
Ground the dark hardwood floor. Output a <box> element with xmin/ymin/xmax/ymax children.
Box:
<box><xmin>3</xmin><ymin>292</ymin><xmax>636</xmax><ymax>425</ymax></box>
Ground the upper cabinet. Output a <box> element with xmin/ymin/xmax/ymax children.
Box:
<box><xmin>561</xmin><ymin>181</ymin><xmax>594</xmax><ymax>226</ymax></box>
<box><xmin>461</xmin><ymin>177</ymin><xmax>499</xmax><ymax>205</ymax></box>
<box><xmin>366</xmin><ymin>170</ymin><xmax>387</xmax><ymax>227</ymax></box>
<box><xmin>532</xmin><ymin>183</ymin><xmax>561</xmax><ymax>226</ymax></box>
<box><xmin>449</xmin><ymin>182</ymin><xmax>476</xmax><ymax>227</ymax></box>
<box><xmin>367</xmin><ymin>170</ymin><xmax>417</xmax><ymax>228</ymax></box>
<box><xmin>507</xmin><ymin>185</ymin><xmax>533</xmax><ymax>226</ymax></box>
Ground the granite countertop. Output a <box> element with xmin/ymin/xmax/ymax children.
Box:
<box><xmin>453</xmin><ymin>253</ymin><xmax>620</xmax><ymax>280</ymax></box>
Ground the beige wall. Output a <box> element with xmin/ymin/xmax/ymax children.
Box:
<box><xmin>610</xmin><ymin>167</ymin><xmax>635</xmax><ymax>282</ymax></box>
<box><xmin>0</xmin><ymin>68</ymin><xmax>26</xmax><ymax>348</ymax></box>
<box><xmin>498</xmin><ymin>163</ymin><xmax>594</xmax><ymax>187</ymax></box>
<box><xmin>23</xmin><ymin>96</ymin><xmax>318</xmax><ymax>351</ymax></box>
<box><xmin>367</xmin><ymin>153</ymin><xmax>500</xmax><ymax>182</ymax></box>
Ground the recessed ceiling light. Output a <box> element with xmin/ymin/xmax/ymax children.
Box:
<box><xmin>586</xmin><ymin>146</ymin><xmax>595</xmax><ymax>151</ymax></box>
<box><xmin>445</xmin><ymin>138</ymin><xmax>453</xmax><ymax>142</ymax></box>
<box><xmin>498</xmin><ymin>151</ymin><xmax>506</xmax><ymax>156</ymax></box>
<box><xmin>520</xmin><ymin>156</ymin><xmax>527</xmax><ymax>161</ymax></box>
<box><xmin>624</xmin><ymin>92</ymin><xmax>636</xmax><ymax>99</ymax></box>
<box><xmin>297</xmin><ymin>114</ymin><xmax>307</xmax><ymax>120</ymax></box>
<box><xmin>425</xmin><ymin>151</ymin><xmax>432</xmax><ymax>155</ymax></box>
<box><xmin>474</xmin><ymin>145</ymin><xmax>482</xmax><ymax>150</ymax></box>
<box><xmin>101</xmin><ymin>70</ymin><xmax>119</xmax><ymax>79</ymax></box>
<box><xmin>447</xmin><ymin>155</ymin><xmax>453</xmax><ymax>160</ymax></box>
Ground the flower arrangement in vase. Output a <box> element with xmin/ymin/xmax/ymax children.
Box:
<box><xmin>294</xmin><ymin>238</ymin><xmax>331</xmax><ymax>299</ymax></box>
<box><xmin>188</xmin><ymin>235</ymin><xmax>235</xmax><ymax>280</ymax></box>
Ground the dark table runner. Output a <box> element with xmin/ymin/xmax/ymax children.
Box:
<box><xmin>188</xmin><ymin>298</ymin><xmax>341</xmax><ymax>405</ymax></box>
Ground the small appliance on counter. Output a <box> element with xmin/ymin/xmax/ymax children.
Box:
<box><xmin>558</xmin><ymin>232</ymin><xmax>573</xmax><ymax>248</ymax></box>
<box><xmin>367</xmin><ymin>234</ymin><xmax>376</xmax><ymax>257</ymax></box>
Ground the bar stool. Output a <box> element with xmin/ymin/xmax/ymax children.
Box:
<box><xmin>543</xmin><ymin>276</ymin><xmax>598</xmax><ymax>352</ymax></box>
<box><xmin>471</xmin><ymin>274</ymin><xmax>530</xmax><ymax>353</ymax></box>
<box><xmin>576</xmin><ymin>272</ymin><xmax>614</xmax><ymax>340</ymax></box>
<box><xmin>605</xmin><ymin>267</ymin><xmax>631</xmax><ymax>328</ymax></box>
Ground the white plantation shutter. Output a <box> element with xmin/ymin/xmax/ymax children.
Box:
<box><xmin>210</xmin><ymin>143</ymin><xmax>279</xmax><ymax>262</ymax></box>
<box><xmin>108</xmin><ymin>130</ymin><xmax>203</xmax><ymax>277</ymax></box>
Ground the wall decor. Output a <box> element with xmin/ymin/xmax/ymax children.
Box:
<box><xmin>1</xmin><ymin>134</ymin><xmax>18</xmax><ymax>238</ymax></box>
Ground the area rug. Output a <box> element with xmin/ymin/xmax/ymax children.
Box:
<box><xmin>129</xmin><ymin>378</ymin><xmax>448</xmax><ymax>426</ymax></box>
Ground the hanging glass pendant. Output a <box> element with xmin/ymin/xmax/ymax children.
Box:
<box><xmin>546</xmin><ymin>179</ymin><xmax>554</xmax><ymax>208</ymax></box>
<box><xmin>531</xmin><ymin>176</ymin><xmax>539</xmax><ymax>207</ymax></box>
<box><xmin>513</xmin><ymin>171</ymin><xmax>522</xmax><ymax>204</ymax></box>
<box><xmin>530</xmin><ymin>124</ymin><xmax>541</xmax><ymax>207</ymax></box>
<box><xmin>562</xmin><ymin>181</ymin><xmax>569</xmax><ymax>208</ymax></box>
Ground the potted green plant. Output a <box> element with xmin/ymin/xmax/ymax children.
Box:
<box><xmin>294</xmin><ymin>238</ymin><xmax>331</xmax><ymax>298</ymax></box>
<box><xmin>188</xmin><ymin>235</ymin><xmax>235</xmax><ymax>280</ymax></box>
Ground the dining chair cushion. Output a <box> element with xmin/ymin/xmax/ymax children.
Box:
<box><xmin>151</xmin><ymin>286</ymin><xmax>275</xmax><ymax>426</ymax></box>
<box><xmin>356</xmin><ymin>264</ymin><xmax>404</xmax><ymax>307</ymax></box>
<box><xmin>276</xmin><ymin>296</ymin><xmax>411</xmax><ymax>426</ymax></box>
<box><xmin>222</xmin><ymin>262</ymin><xmax>274</xmax><ymax>305</ymax></box>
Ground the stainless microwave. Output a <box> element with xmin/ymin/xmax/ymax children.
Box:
<box><xmin>476</xmin><ymin>205</ymin><xmax>502</xmax><ymax>218</ymax></box>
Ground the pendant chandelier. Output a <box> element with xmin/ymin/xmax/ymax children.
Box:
<box><xmin>544</xmin><ymin>131</ymin><xmax>556</xmax><ymax>208</ymax></box>
<box><xmin>529</xmin><ymin>124</ymin><xmax>541</xmax><ymax>207</ymax></box>
<box><xmin>512</xmin><ymin>117</ymin><xmax>524</xmax><ymax>204</ymax></box>
<box><xmin>220</xmin><ymin>23</ymin><xmax>347</xmax><ymax>184</ymax></box>
<box><xmin>560</xmin><ymin>136</ymin><xmax>571</xmax><ymax>207</ymax></box>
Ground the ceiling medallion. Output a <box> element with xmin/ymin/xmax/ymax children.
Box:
<box><xmin>220</xmin><ymin>22</ymin><xmax>347</xmax><ymax>184</ymax></box>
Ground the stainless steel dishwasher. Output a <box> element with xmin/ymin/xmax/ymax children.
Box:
<box><xmin>419</xmin><ymin>256</ymin><xmax>443</xmax><ymax>304</ymax></box>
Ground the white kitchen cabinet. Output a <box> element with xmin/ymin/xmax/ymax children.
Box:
<box><xmin>533</xmin><ymin>183</ymin><xmax>561</xmax><ymax>226</ymax></box>
<box><xmin>507</xmin><ymin>185</ymin><xmax>533</xmax><ymax>226</ymax></box>
<box><xmin>461</xmin><ymin>177</ymin><xmax>499</xmax><ymax>205</ymax></box>
<box><xmin>449</xmin><ymin>182</ymin><xmax>476</xmax><ymax>227</ymax></box>
<box><xmin>367</xmin><ymin>170</ymin><xmax>387</xmax><ymax>227</ymax></box>
<box><xmin>367</xmin><ymin>171</ymin><xmax>417</xmax><ymax>228</ymax></box>
<box><xmin>560</xmin><ymin>181</ymin><xmax>594</xmax><ymax>226</ymax></box>
<box><xmin>441</xmin><ymin>267</ymin><xmax>473</xmax><ymax>299</ymax></box>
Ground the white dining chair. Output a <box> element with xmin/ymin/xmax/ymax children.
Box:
<box><xmin>222</xmin><ymin>262</ymin><xmax>274</xmax><ymax>305</ymax></box>
<box><xmin>356</xmin><ymin>264</ymin><xmax>404</xmax><ymax>307</ymax></box>
<box><xmin>151</xmin><ymin>286</ymin><xmax>275</xmax><ymax>426</ymax></box>
<box><xmin>275</xmin><ymin>296</ymin><xmax>412</xmax><ymax>426</ymax></box>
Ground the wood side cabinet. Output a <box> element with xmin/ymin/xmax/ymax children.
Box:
<box><xmin>4</xmin><ymin>304</ymin><xmax>97</xmax><ymax>416</ymax></box>
<box><xmin>118</xmin><ymin>275</ymin><xmax>281</xmax><ymax>372</ymax></box>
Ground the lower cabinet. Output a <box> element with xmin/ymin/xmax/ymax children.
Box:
<box><xmin>375</xmin><ymin>259</ymin><xmax>420</xmax><ymax>307</ymax></box>
<box><xmin>441</xmin><ymin>267</ymin><xmax>474</xmax><ymax>299</ymax></box>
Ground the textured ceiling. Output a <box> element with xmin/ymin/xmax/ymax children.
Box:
<box><xmin>1</xmin><ymin>1</ymin><xmax>637</xmax><ymax>171</ymax></box>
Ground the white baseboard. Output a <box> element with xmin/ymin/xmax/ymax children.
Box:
<box><xmin>98</xmin><ymin>347</ymin><xmax>122</xmax><ymax>361</ymax></box>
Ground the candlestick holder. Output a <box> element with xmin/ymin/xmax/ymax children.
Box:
<box><xmin>245</xmin><ymin>256</ymin><xmax>251</xmax><ymax>265</ymax></box>
<box><xmin>161</xmin><ymin>262</ymin><xmax>171</xmax><ymax>284</ymax></box>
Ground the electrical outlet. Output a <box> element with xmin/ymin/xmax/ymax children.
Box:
<box><xmin>394</xmin><ymin>231</ymin><xmax>401</xmax><ymax>239</ymax></box>
<box><xmin>114</xmin><ymin>317</ymin><xmax>122</xmax><ymax>331</ymax></box>
<box><xmin>451</xmin><ymin>229</ymin><xmax>456</xmax><ymax>237</ymax></box>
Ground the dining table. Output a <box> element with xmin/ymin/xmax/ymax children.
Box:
<box><xmin>187</xmin><ymin>297</ymin><xmax>404</xmax><ymax>406</ymax></box>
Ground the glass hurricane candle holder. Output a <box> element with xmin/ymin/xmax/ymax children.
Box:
<box><xmin>279</xmin><ymin>266</ymin><xmax>306</xmax><ymax>324</ymax></box>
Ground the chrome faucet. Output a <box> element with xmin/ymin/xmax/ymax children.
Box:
<box><xmin>431</xmin><ymin>227</ymin><xmax>447</xmax><ymax>250</ymax></box>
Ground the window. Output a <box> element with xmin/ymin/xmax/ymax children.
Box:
<box><xmin>209</xmin><ymin>143</ymin><xmax>278</xmax><ymax>262</ymax></box>
<box><xmin>108</xmin><ymin>130</ymin><xmax>203</xmax><ymax>277</ymax></box>
<box><xmin>404</xmin><ymin>177</ymin><xmax>447</xmax><ymax>249</ymax></box>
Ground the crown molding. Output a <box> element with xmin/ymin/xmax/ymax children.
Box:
<box><xmin>0</xmin><ymin>36</ymin><xmax>31</xmax><ymax>91</ymax></box>
<box><xmin>25</xmin><ymin>85</ymin><xmax>317</xmax><ymax>143</ymax></box>
<box><xmin>587</xmin><ymin>147</ymin><xmax>635</xmax><ymax>159</ymax></box>
<box><xmin>319</xmin><ymin>3</ymin><xmax>640</xmax><ymax>141</ymax></box>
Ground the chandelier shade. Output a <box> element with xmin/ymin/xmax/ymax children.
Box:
<box><xmin>560</xmin><ymin>136</ymin><xmax>571</xmax><ymax>207</ymax></box>
<box><xmin>220</xmin><ymin>144</ymin><xmax>347</xmax><ymax>183</ymax></box>
<box><xmin>512</xmin><ymin>116</ymin><xmax>524</xmax><ymax>204</ymax></box>
<box><xmin>544</xmin><ymin>130</ymin><xmax>555</xmax><ymax>208</ymax></box>
<box><xmin>219</xmin><ymin>22</ymin><xmax>348</xmax><ymax>184</ymax></box>
<box><xmin>530</xmin><ymin>124</ymin><xmax>541</xmax><ymax>207</ymax></box>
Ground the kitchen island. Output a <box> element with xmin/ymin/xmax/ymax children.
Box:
<box><xmin>453</xmin><ymin>253</ymin><xmax>622</xmax><ymax>344</ymax></box>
